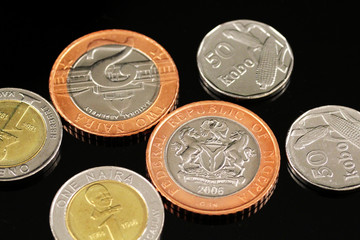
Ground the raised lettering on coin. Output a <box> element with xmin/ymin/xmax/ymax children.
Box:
<box><xmin>49</xmin><ymin>29</ymin><xmax>179</xmax><ymax>137</ymax></box>
<box><xmin>286</xmin><ymin>105</ymin><xmax>360</xmax><ymax>191</ymax></box>
<box><xmin>147</xmin><ymin>101</ymin><xmax>280</xmax><ymax>216</ymax></box>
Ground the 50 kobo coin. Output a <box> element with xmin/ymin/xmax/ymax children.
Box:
<box><xmin>286</xmin><ymin>105</ymin><xmax>360</xmax><ymax>191</ymax></box>
<box><xmin>197</xmin><ymin>19</ymin><xmax>293</xmax><ymax>100</ymax></box>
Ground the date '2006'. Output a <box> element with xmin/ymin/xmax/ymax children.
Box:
<box><xmin>198</xmin><ymin>186</ymin><xmax>224</xmax><ymax>196</ymax></box>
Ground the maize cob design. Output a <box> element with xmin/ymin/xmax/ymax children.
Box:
<box><xmin>255</xmin><ymin>37</ymin><xmax>278</xmax><ymax>90</ymax></box>
<box><xmin>294</xmin><ymin>125</ymin><xmax>329</xmax><ymax>150</ymax></box>
<box><xmin>222</xmin><ymin>29</ymin><xmax>262</xmax><ymax>48</ymax></box>
<box><xmin>326</xmin><ymin>114</ymin><xmax>360</xmax><ymax>149</ymax></box>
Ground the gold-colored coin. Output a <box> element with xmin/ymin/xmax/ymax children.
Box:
<box><xmin>0</xmin><ymin>100</ymin><xmax>47</xmax><ymax>167</ymax></box>
<box><xmin>66</xmin><ymin>180</ymin><xmax>148</xmax><ymax>240</ymax></box>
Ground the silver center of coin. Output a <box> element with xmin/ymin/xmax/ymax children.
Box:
<box><xmin>286</xmin><ymin>105</ymin><xmax>360</xmax><ymax>191</ymax></box>
<box><xmin>165</xmin><ymin>116</ymin><xmax>260</xmax><ymax>197</ymax></box>
<box><xmin>67</xmin><ymin>44</ymin><xmax>160</xmax><ymax>121</ymax></box>
<box><xmin>197</xmin><ymin>20</ymin><xmax>293</xmax><ymax>99</ymax></box>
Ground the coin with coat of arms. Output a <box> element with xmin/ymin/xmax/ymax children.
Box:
<box><xmin>146</xmin><ymin>101</ymin><xmax>280</xmax><ymax>216</ymax></box>
<box><xmin>49</xmin><ymin>29</ymin><xmax>179</xmax><ymax>137</ymax></box>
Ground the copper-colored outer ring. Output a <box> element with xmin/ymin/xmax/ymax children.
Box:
<box><xmin>146</xmin><ymin>101</ymin><xmax>280</xmax><ymax>215</ymax></box>
<box><xmin>49</xmin><ymin>29</ymin><xmax>179</xmax><ymax>137</ymax></box>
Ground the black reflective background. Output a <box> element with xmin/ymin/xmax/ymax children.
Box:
<box><xmin>1</xmin><ymin>2</ymin><xmax>359</xmax><ymax>239</ymax></box>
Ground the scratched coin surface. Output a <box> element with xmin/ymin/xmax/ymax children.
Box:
<box><xmin>49</xmin><ymin>29</ymin><xmax>179</xmax><ymax>137</ymax></box>
<box><xmin>0</xmin><ymin>88</ymin><xmax>62</xmax><ymax>181</ymax></box>
<box><xmin>50</xmin><ymin>166</ymin><xmax>164</xmax><ymax>240</ymax></box>
<box><xmin>286</xmin><ymin>105</ymin><xmax>360</xmax><ymax>191</ymax></box>
<box><xmin>197</xmin><ymin>20</ymin><xmax>293</xmax><ymax>99</ymax></box>
<box><xmin>146</xmin><ymin>101</ymin><xmax>280</xmax><ymax>215</ymax></box>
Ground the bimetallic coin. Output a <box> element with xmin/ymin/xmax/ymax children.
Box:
<box><xmin>50</xmin><ymin>166</ymin><xmax>164</xmax><ymax>240</ymax></box>
<box><xmin>286</xmin><ymin>105</ymin><xmax>360</xmax><ymax>191</ymax></box>
<box><xmin>0</xmin><ymin>88</ymin><xmax>62</xmax><ymax>181</ymax></box>
<box><xmin>197</xmin><ymin>20</ymin><xmax>293</xmax><ymax>100</ymax></box>
<box><xmin>49</xmin><ymin>29</ymin><xmax>179</xmax><ymax>137</ymax></box>
<box><xmin>146</xmin><ymin>101</ymin><xmax>280</xmax><ymax>216</ymax></box>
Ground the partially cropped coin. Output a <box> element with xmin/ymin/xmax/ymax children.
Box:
<box><xmin>0</xmin><ymin>88</ymin><xmax>62</xmax><ymax>181</ymax></box>
<box><xmin>146</xmin><ymin>101</ymin><xmax>280</xmax><ymax>216</ymax></box>
<box><xmin>197</xmin><ymin>20</ymin><xmax>293</xmax><ymax>100</ymax></box>
<box><xmin>49</xmin><ymin>29</ymin><xmax>179</xmax><ymax>137</ymax></box>
<box><xmin>50</xmin><ymin>166</ymin><xmax>164</xmax><ymax>240</ymax></box>
<box><xmin>286</xmin><ymin>105</ymin><xmax>360</xmax><ymax>191</ymax></box>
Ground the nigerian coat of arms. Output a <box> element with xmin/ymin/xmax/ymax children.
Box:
<box><xmin>171</xmin><ymin>119</ymin><xmax>257</xmax><ymax>187</ymax></box>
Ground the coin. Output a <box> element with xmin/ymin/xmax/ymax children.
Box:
<box><xmin>0</xmin><ymin>88</ymin><xmax>62</xmax><ymax>181</ymax></box>
<box><xmin>50</xmin><ymin>166</ymin><xmax>164</xmax><ymax>240</ymax></box>
<box><xmin>146</xmin><ymin>100</ymin><xmax>280</xmax><ymax>216</ymax></box>
<box><xmin>197</xmin><ymin>20</ymin><xmax>294</xmax><ymax>100</ymax></box>
<box><xmin>286</xmin><ymin>105</ymin><xmax>360</xmax><ymax>191</ymax></box>
<box><xmin>49</xmin><ymin>29</ymin><xmax>179</xmax><ymax>137</ymax></box>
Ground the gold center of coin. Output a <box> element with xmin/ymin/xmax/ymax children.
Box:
<box><xmin>0</xmin><ymin>100</ymin><xmax>46</xmax><ymax>167</ymax></box>
<box><xmin>66</xmin><ymin>180</ymin><xmax>148</xmax><ymax>240</ymax></box>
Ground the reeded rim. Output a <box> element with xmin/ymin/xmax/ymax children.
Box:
<box><xmin>49</xmin><ymin>29</ymin><xmax>179</xmax><ymax>137</ymax></box>
<box><xmin>146</xmin><ymin>100</ymin><xmax>280</xmax><ymax>215</ymax></box>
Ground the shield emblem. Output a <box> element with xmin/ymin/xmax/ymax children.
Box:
<box><xmin>200</xmin><ymin>144</ymin><xmax>227</xmax><ymax>173</ymax></box>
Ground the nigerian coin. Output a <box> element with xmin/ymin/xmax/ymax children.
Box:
<box><xmin>146</xmin><ymin>100</ymin><xmax>280</xmax><ymax>216</ymax></box>
<box><xmin>50</xmin><ymin>166</ymin><xmax>164</xmax><ymax>240</ymax></box>
<box><xmin>49</xmin><ymin>29</ymin><xmax>179</xmax><ymax>137</ymax></box>
<box><xmin>197</xmin><ymin>19</ymin><xmax>293</xmax><ymax>99</ymax></box>
<box><xmin>0</xmin><ymin>88</ymin><xmax>62</xmax><ymax>181</ymax></box>
<box><xmin>286</xmin><ymin>105</ymin><xmax>360</xmax><ymax>191</ymax></box>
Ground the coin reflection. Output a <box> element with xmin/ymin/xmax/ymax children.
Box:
<box><xmin>199</xmin><ymin>76</ymin><xmax>290</xmax><ymax>103</ymax></box>
<box><xmin>286</xmin><ymin>162</ymin><xmax>356</xmax><ymax>196</ymax></box>
<box><xmin>63</xmin><ymin>120</ymin><xmax>151</xmax><ymax>147</ymax></box>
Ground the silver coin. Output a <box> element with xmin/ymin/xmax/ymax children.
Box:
<box><xmin>50</xmin><ymin>166</ymin><xmax>164</xmax><ymax>240</ymax></box>
<box><xmin>286</xmin><ymin>105</ymin><xmax>360</xmax><ymax>191</ymax></box>
<box><xmin>67</xmin><ymin>44</ymin><xmax>160</xmax><ymax>121</ymax></box>
<box><xmin>165</xmin><ymin>116</ymin><xmax>261</xmax><ymax>198</ymax></box>
<box><xmin>197</xmin><ymin>19</ymin><xmax>294</xmax><ymax>99</ymax></box>
<box><xmin>0</xmin><ymin>88</ymin><xmax>62</xmax><ymax>181</ymax></box>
